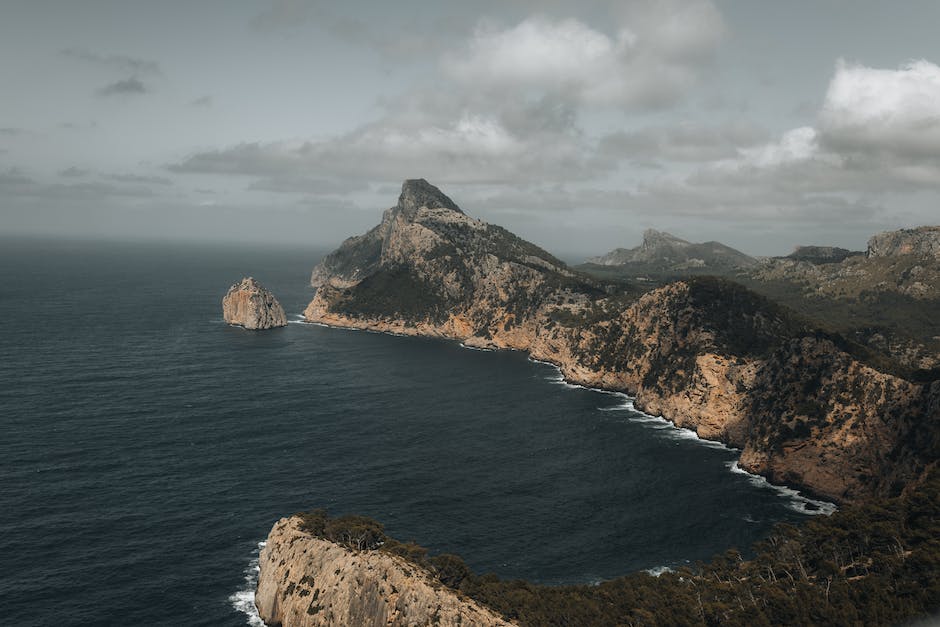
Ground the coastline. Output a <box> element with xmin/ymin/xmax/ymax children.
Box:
<box><xmin>297</xmin><ymin>311</ymin><xmax>837</xmax><ymax>516</ymax></box>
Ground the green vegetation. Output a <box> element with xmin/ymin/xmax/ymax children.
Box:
<box><xmin>297</xmin><ymin>473</ymin><xmax>940</xmax><ymax>626</ymax></box>
<box><xmin>333</xmin><ymin>266</ymin><xmax>452</xmax><ymax>323</ymax></box>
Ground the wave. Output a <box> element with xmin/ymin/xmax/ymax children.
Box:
<box><xmin>230</xmin><ymin>540</ymin><xmax>266</xmax><ymax>626</ymax></box>
<box><xmin>459</xmin><ymin>342</ymin><xmax>495</xmax><ymax>352</ymax></box>
<box><xmin>645</xmin><ymin>565</ymin><xmax>674</xmax><ymax>577</ymax></box>
<box><xmin>727</xmin><ymin>462</ymin><xmax>837</xmax><ymax>516</ymax></box>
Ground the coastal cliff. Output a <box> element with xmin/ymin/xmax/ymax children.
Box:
<box><xmin>256</xmin><ymin>516</ymin><xmax>513</xmax><ymax>627</ymax></box>
<box><xmin>223</xmin><ymin>277</ymin><xmax>287</xmax><ymax>330</ymax></box>
<box><xmin>304</xmin><ymin>180</ymin><xmax>940</xmax><ymax>505</ymax></box>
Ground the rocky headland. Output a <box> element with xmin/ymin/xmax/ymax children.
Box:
<box><xmin>303</xmin><ymin>179</ymin><xmax>940</xmax><ymax>505</ymax></box>
<box><xmin>256</xmin><ymin>516</ymin><xmax>513</xmax><ymax>627</ymax></box>
<box><xmin>222</xmin><ymin>277</ymin><xmax>287</xmax><ymax>330</ymax></box>
<box><xmin>255</xmin><ymin>179</ymin><xmax>940</xmax><ymax>626</ymax></box>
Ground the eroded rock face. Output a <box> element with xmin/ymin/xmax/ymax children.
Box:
<box><xmin>255</xmin><ymin>517</ymin><xmax>513</xmax><ymax>627</ymax></box>
<box><xmin>304</xmin><ymin>181</ymin><xmax>940</xmax><ymax>504</ymax></box>
<box><xmin>868</xmin><ymin>226</ymin><xmax>940</xmax><ymax>259</ymax></box>
<box><xmin>222</xmin><ymin>277</ymin><xmax>287</xmax><ymax>330</ymax></box>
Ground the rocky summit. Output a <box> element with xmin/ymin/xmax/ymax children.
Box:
<box><xmin>222</xmin><ymin>277</ymin><xmax>287</xmax><ymax>330</ymax></box>
<box><xmin>305</xmin><ymin>180</ymin><xmax>940</xmax><ymax>506</ymax></box>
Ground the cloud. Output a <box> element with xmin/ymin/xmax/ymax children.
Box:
<box><xmin>0</xmin><ymin>127</ymin><xmax>27</xmax><ymax>137</ymax></box>
<box><xmin>170</xmin><ymin>109</ymin><xmax>595</xmax><ymax>185</ymax></box>
<box><xmin>819</xmin><ymin>59</ymin><xmax>940</xmax><ymax>162</ymax></box>
<box><xmin>443</xmin><ymin>3</ymin><xmax>724</xmax><ymax>108</ymax></box>
<box><xmin>105</xmin><ymin>173</ymin><xmax>173</xmax><ymax>185</ymax></box>
<box><xmin>190</xmin><ymin>95</ymin><xmax>213</xmax><ymax>107</ymax></box>
<box><xmin>59</xmin><ymin>166</ymin><xmax>90</xmax><ymax>178</ymax></box>
<box><xmin>246</xmin><ymin>175</ymin><xmax>367</xmax><ymax>195</ymax></box>
<box><xmin>60</xmin><ymin>48</ymin><xmax>162</xmax><ymax>76</ymax></box>
<box><xmin>97</xmin><ymin>77</ymin><xmax>148</xmax><ymax>97</ymax></box>
<box><xmin>599</xmin><ymin>121</ymin><xmax>767</xmax><ymax>163</ymax></box>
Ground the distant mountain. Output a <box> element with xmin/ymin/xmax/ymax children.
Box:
<box><xmin>585</xmin><ymin>229</ymin><xmax>757</xmax><ymax>273</ymax></box>
<box><xmin>750</xmin><ymin>226</ymin><xmax>940</xmax><ymax>302</ymax></box>
<box><xmin>786</xmin><ymin>245</ymin><xmax>862</xmax><ymax>264</ymax></box>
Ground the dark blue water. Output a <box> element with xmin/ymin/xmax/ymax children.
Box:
<box><xmin>0</xmin><ymin>238</ymin><xmax>825</xmax><ymax>626</ymax></box>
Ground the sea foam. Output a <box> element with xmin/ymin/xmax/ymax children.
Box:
<box><xmin>230</xmin><ymin>540</ymin><xmax>266</xmax><ymax>626</ymax></box>
<box><xmin>728</xmin><ymin>461</ymin><xmax>837</xmax><ymax>516</ymax></box>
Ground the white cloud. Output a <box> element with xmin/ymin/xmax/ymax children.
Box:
<box><xmin>820</xmin><ymin>59</ymin><xmax>940</xmax><ymax>161</ymax></box>
<box><xmin>443</xmin><ymin>3</ymin><xmax>723</xmax><ymax>108</ymax></box>
<box><xmin>737</xmin><ymin>126</ymin><xmax>818</xmax><ymax>168</ymax></box>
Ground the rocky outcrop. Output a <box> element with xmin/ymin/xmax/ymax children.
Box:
<box><xmin>304</xmin><ymin>181</ymin><xmax>940</xmax><ymax>504</ymax></box>
<box><xmin>222</xmin><ymin>277</ymin><xmax>287</xmax><ymax>330</ymax></box>
<box><xmin>868</xmin><ymin>226</ymin><xmax>940</xmax><ymax>259</ymax></box>
<box><xmin>787</xmin><ymin>245</ymin><xmax>861</xmax><ymax>264</ymax></box>
<box><xmin>255</xmin><ymin>516</ymin><xmax>513</xmax><ymax>627</ymax></box>
<box><xmin>585</xmin><ymin>229</ymin><xmax>756</xmax><ymax>272</ymax></box>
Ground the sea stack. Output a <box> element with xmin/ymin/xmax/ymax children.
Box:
<box><xmin>222</xmin><ymin>277</ymin><xmax>287</xmax><ymax>330</ymax></box>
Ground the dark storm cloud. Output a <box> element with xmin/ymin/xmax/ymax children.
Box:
<box><xmin>97</xmin><ymin>77</ymin><xmax>148</xmax><ymax>97</ymax></box>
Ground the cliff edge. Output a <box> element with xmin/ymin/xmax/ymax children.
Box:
<box><xmin>223</xmin><ymin>277</ymin><xmax>287</xmax><ymax>330</ymax></box>
<box><xmin>256</xmin><ymin>516</ymin><xmax>513</xmax><ymax>627</ymax></box>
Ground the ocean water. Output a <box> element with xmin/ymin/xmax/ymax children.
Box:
<box><xmin>0</xmin><ymin>238</ymin><xmax>830</xmax><ymax>626</ymax></box>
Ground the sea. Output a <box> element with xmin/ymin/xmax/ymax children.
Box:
<box><xmin>0</xmin><ymin>238</ymin><xmax>833</xmax><ymax>626</ymax></box>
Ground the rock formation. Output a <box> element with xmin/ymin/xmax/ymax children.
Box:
<box><xmin>868</xmin><ymin>226</ymin><xmax>940</xmax><ymax>259</ymax></box>
<box><xmin>222</xmin><ymin>277</ymin><xmax>287</xmax><ymax>330</ymax></box>
<box><xmin>585</xmin><ymin>229</ymin><xmax>756</xmax><ymax>273</ymax></box>
<box><xmin>305</xmin><ymin>180</ymin><xmax>940</xmax><ymax>505</ymax></box>
<box><xmin>255</xmin><ymin>516</ymin><xmax>513</xmax><ymax>627</ymax></box>
<box><xmin>786</xmin><ymin>245</ymin><xmax>861</xmax><ymax>264</ymax></box>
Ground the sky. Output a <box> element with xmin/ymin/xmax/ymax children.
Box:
<box><xmin>2</xmin><ymin>0</ymin><xmax>940</xmax><ymax>258</ymax></box>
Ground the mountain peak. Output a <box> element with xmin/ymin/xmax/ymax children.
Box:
<box><xmin>398</xmin><ymin>179</ymin><xmax>463</xmax><ymax>217</ymax></box>
<box><xmin>641</xmin><ymin>229</ymin><xmax>690</xmax><ymax>249</ymax></box>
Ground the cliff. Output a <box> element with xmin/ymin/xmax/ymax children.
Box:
<box><xmin>867</xmin><ymin>226</ymin><xmax>940</xmax><ymax>259</ymax></box>
<box><xmin>256</xmin><ymin>516</ymin><xmax>513</xmax><ymax>627</ymax></box>
<box><xmin>304</xmin><ymin>180</ymin><xmax>940</xmax><ymax>505</ymax></box>
<box><xmin>223</xmin><ymin>277</ymin><xmax>287</xmax><ymax>330</ymax></box>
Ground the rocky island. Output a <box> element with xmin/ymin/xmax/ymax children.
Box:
<box><xmin>222</xmin><ymin>277</ymin><xmax>287</xmax><ymax>330</ymax></box>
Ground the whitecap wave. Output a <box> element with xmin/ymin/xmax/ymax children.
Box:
<box><xmin>230</xmin><ymin>540</ymin><xmax>266</xmax><ymax>626</ymax></box>
<box><xmin>459</xmin><ymin>342</ymin><xmax>495</xmax><ymax>352</ymax></box>
<box><xmin>645</xmin><ymin>565</ymin><xmax>674</xmax><ymax>577</ymax></box>
<box><xmin>727</xmin><ymin>462</ymin><xmax>837</xmax><ymax>516</ymax></box>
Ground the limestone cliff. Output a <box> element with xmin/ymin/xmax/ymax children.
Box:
<box><xmin>255</xmin><ymin>516</ymin><xmax>513</xmax><ymax>627</ymax></box>
<box><xmin>867</xmin><ymin>225</ymin><xmax>940</xmax><ymax>260</ymax></box>
<box><xmin>304</xmin><ymin>181</ymin><xmax>940</xmax><ymax>504</ymax></box>
<box><xmin>223</xmin><ymin>277</ymin><xmax>287</xmax><ymax>330</ymax></box>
